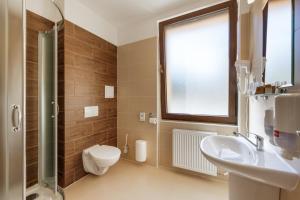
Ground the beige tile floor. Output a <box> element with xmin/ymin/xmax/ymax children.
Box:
<box><xmin>64</xmin><ymin>160</ymin><xmax>228</xmax><ymax>200</ymax></box>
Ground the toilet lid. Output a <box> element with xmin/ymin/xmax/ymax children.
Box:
<box><xmin>89</xmin><ymin>145</ymin><xmax>121</xmax><ymax>159</ymax></box>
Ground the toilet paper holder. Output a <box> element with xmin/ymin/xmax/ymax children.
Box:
<box><xmin>149</xmin><ymin>113</ymin><xmax>157</xmax><ymax>124</ymax></box>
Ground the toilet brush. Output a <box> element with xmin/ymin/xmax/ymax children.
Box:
<box><xmin>124</xmin><ymin>134</ymin><xmax>129</xmax><ymax>154</ymax></box>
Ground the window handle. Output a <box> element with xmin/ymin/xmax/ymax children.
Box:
<box><xmin>160</xmin><ymin>65</ymin><xmax>164</xmax><ymax>74</ymax></box>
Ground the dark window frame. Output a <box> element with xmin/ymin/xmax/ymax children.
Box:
<box><xmin>159</xmin><ymin>1</ymin><xmax>238</xmax><ymax>124</ymax></box>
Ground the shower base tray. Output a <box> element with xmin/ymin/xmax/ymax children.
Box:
<box><xmin>26</xmin><ymin>184</ymin><xmax>63</xmax><ymax>200</ymax></box>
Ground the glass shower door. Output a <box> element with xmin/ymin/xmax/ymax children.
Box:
<box><xmin>38</xmin><ymin>29</ymin><xmax>57</xmax><ymax>193</ymax></box>
<box><xmin>0</xmin><ymin>0</ymin><xmax>25</xmax><ymax>199</ymax></box>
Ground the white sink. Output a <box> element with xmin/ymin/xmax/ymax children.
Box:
<box><xmin>200</xmin><ymin>135</ymin><xmax>300</xmax><ymax>191</ymax></box>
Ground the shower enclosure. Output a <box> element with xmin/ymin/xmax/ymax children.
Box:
<box><xmin>26</xmin><ymin>1</ymin><xmax>64</xmax><ymax>199</ymax></box>
<box><xmin>26</xmin><ymin>29</ymin><xmax>62</xmax><ymax>200</ymax></box>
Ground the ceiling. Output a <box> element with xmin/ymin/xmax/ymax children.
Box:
<box><xmin>77</xmin><ymin>0</ymin><xmax>201</xmax><ymax>28</ymax></box>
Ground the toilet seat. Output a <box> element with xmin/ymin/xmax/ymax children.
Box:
<box><xmin>89</xmin><ymin>145</ymin><xmax>120</xmax><ymax>161</ymax></box>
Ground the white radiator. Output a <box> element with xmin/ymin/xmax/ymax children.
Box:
<box><xmin>172</xmin><ymin>129</ymin><xmax>217</xmax><ymax>176</ymax></box>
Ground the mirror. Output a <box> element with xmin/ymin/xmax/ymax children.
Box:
<box><xmin>262</xmin><ymin>0</ymin><xmax>294</xmax><ymax>86</ymax></box>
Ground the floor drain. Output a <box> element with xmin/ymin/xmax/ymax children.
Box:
<box><xmin>26</xmin><ymin>193</ymin><xmax>39</xmax><ymax>200</ymax></box>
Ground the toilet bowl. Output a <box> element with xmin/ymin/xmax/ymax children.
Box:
<box><xmin>82</xmin><ymin>144</ymin><xmax>121</xmax><ymax>175</ymax></box>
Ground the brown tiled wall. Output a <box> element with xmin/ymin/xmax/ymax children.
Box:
<box><xmin>57</xmin><ymin>22</ymin><xmax>65</xmax><ymax>188</ymax></box>
<box><xmin>26</xmin><ymin>11</ymin><xmax>54</xmax><ymax>187</ymax></box>
<box><xmin>58</xmin><ymin>20</ymin><xmax>117</xmax><ymax>187</ymax></box>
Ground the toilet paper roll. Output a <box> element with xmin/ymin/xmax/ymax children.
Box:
<box><xmin>135</xmin><ymin>140</ymin><xmax>147</xmax><ymax>162</ymax></box>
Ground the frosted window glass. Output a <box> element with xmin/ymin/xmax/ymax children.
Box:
<box><xmin>165</xmin><ymin>10</ymin><xmax>229</xmax><ymax>116</ymax></box>
<box><xmin>265</xmin><ymin>0</ymin><xmax>292</xmax><ymax>84</ymax></box>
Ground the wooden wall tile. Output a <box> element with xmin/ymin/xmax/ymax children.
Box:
<box><xmin>26</xmin><ymin>11</ymin><xmax>54</xmax><ymax>32</ymax></box>
<box><xmin>59</xmin><ymin>20</ymin><xmax>117</xmax><ymax>188</ymax></box>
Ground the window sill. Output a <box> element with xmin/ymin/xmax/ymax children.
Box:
<box><xmin>159</xmin><ymin>119</ymin><xmax>238</xmax><ymax>128</ymax></box>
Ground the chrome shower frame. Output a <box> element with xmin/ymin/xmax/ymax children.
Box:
<box><xmin>52</xmin><ymin>0</ymin><xmax>64</xmax><ymax>31</ymax></box>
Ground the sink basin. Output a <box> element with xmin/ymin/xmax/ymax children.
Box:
<box><xmin>200</xmin><ymin>135</ymin><xmax>300</xmax><ymax>190</ymax></box>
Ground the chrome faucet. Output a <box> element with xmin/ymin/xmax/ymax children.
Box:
<box><xmin>233</xmin><ymin>132</ymin><xmax>264</xmax><ymax>151</ymax></box>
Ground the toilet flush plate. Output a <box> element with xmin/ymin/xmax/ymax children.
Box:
<box><xmin>84</xmin><ymin>106</ymin><xmax>99</xmax><ymax>118</ymax></box>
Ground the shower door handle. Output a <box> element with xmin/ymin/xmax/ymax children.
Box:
<box><xmin>56</xmin><ymin>103</ymin><xmax>59</xmax><ymax>115</ymax></box>
<box><xmin>11</xmin><ymin>104</ymin><xmax>22</xmax><ymax>133</ymax></box>
<box><xmin>51</xmin><ymin>101</ymin><xmax>59</xmax><ymax>118</ymax></box>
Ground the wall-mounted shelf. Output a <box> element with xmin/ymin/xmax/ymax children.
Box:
<box><xmin>251</xmin><ymin>93</ymin><xmax>279</xmax><ymax>100</ymax></box>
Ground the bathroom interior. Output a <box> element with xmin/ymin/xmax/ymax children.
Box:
<box><xmin>1</xmin><ymin>0</ymin><xmax>300</xmax><ymax>199</ymax></box>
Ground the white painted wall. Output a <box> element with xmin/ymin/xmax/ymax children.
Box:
<box><xmin>26</xmin><ymin>0</ymin><xmax>118</xmax><ymax>45</ymax></box>
<box><xmin>26</xmin><ymin>0</ymin><xmax>63</xmax><ymax>22</ymax></box>
<box><xmin>64</xmin><ymin>0</ymin><xmax>118</xmax><ymax>45</ymax></box>
<box><xmin>26</xmin><ymin>0</ymin><xmax>229</xmax><ymax>46</ymax></box>
<box><xmin>117</xmin><ymin>0</ymin><xmax>226</xmax><ymax>45</ymax></box>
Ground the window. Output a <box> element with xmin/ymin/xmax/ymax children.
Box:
<box><xmin>159</xmin><ymin>1</ymin><xmax>237</xmax><ymax>124</ymax></box>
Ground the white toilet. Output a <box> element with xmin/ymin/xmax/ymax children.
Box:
<box><xmin>82</xmin><ymin>144</ymin><xmax>121</xmax><ymax>175</ymax></box>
